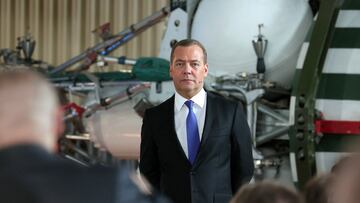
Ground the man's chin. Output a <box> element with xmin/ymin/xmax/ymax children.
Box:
<box><xmin>179</xmin><ymin>84</ymin><xmax>195</xmax><ymax>90</ymax></box>
<box><xmin>179</xmin><ymin>80</ymin><xmax>197</xmax><ymax>86</ymax></box>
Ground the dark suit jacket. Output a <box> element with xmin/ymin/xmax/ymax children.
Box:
<box><xmin>140</xmin><ymin>92</ymin><xmax>254</xmax><ymax>203</ymax></box>
<box><xmin>0</xmin><ymin>144</ymin><xmax>169</xmax><ymax>203</ymax></box>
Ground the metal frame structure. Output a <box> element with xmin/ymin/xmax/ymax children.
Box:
<box><xmin>289</xmin><ymin>0</ymin><xmax>345</xmax><ymax>188</ymax></box>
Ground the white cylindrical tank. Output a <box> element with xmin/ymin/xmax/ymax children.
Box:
<box><xmin>85</xmin><ymin>100</ymin><xmax>142</xmax><ymax>159</ymax></box>
<box><xmin>191</xmin><ymin>0</ymin><xmax>313</xmax><ymax>88</ymax></box>
<box><xmin>84</xmin><ymin>87</ymin><xmax>146</xmax><ymax>159</ymax></box>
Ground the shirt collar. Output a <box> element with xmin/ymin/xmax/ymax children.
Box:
<box><xmin>175</xmin><ymin>88</ymin><xmax>206</xmax><ymax>112</ymax></box>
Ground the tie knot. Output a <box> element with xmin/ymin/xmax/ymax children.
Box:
<box><xmin>185</xmin><ymin>100</ymin><xmax>194</xmax><ymax>110</ymax></box>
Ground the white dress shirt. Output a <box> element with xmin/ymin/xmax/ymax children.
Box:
<box><xmin>174</xmin><ymin>89</ymin><xmax>207</xmax><ymax>158</ymax></box>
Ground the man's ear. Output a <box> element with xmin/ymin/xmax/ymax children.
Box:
<box><xmin>169</xmin><ymin>64</ymin><xmax>173</xmax><ymax>79</ymax></box>
<box><xmin>204</xmin><ymin>63</ymin><xmax>209</xmax><ymax>76</ymax></box>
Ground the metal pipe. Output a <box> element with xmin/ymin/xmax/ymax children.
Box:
<box><xmin>49</xmin><ymin>35</ymin><xmax>124</xmax><ymax>75</ymax></box>
<box><xmin>211</xmin><ymin>84</ymin><xmax>264</xmax><ymax>104</ymax></box>
<box><xmin>64</xmin><ymin>155</ymin><xmax>88</xmax><ymax>166</ymax></box>
<box><xmin>247</xmin><ymin>102</ymin><xmax>259</xmax><ymax>146</ymax></box>
<box><xmin>258</xmin><ymin>103</ymin><xmax>288</xmax><ymax>123</ymax></box>
<box><xmin>100</xmin><ymin>6</ymin><xmax>170</xmax><ymax>55</ymax></box>
<box><xmin>246</xmin><ymin>104</ymin><xmax>254</xmax><ymax>143</ymax></box>
<box><xmin>100</xmin><ymin>56</ymin><xmax>137</xmax><ymax>65</ymax></box>
<box><xmin>49</xmin><ymin>6</ymin><xmax>170</xmax><ymax>75</ymax></box>
<box><xmin>256</xmin><ymin>126</ymin><xmax>289</xmax><ymax>145</ymax></box>
<box><xmin>65</xmin><ymin>134</ymin><xmax>90</xmax><ymax>140</ymax></box>
<box><xmin>211</xmin><ymin>84</ymin><xmax>247</xmax><ymax>99</ymax></box>
<box><xmin>104</xmin><ymin>83</ymin><xmax>150</xmax><ymax>105</ymax></box>
<box><xmin>64</xmin><ymin>141</ymin><xmax>91</xmax><ymax>160</ymax></box>
<box><xmin>83</xmin><ymin>83</ymin><xmax>150</xmax><ymax>117</ymax></box>
<box><xmin>111</xmin><ymin>6</ymin><xmax>170</xmax><ymax>39</ymax></box>
<box><xmin>52</xmin><ymin>81</ymin><xmax>144</xmax><ymax>91</ymax></box>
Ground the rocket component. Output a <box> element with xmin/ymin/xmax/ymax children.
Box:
<box><xmin>191</xmin><ymin>0</ymin><xmax>313</xmax><ymax>88</ymax></box>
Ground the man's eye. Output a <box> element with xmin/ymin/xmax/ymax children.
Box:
<box><xmin>175</xmin><ymin>63</ymin><xmax>183</xmax><ymax>67</ymax></box>
<box><xmin>192</xmin><ymin>63</ymin><xmax>200</xmax><ymax>67</ymax></box>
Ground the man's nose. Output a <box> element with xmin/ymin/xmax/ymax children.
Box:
<box><xmin>183</xmin><ymin>63</ymin><xmax>192</xmax><ymax>74</ymax></box>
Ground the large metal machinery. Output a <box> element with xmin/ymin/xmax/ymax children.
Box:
<box><xmin>289</xmin><ymin>0</ymin><xmax>360</xmax><ymax>188</ymax></box>
<box><xmin>0</xmin><ymin>0</ymin><xmax>316</xmax><ymax>181</ymax></box>
<box><xmin>152</xmin><ymin>0</ymin><xmax>360</xmax><ymax>188</ymax></box>
<box><xmin>79</xmin><ymin>1</ymin><xmax>314</xmax><ymax>180</ymax></box>
<box><xmin>1</xmin><ymin>7</ymin><xmax>172</xmax><ymax>164</ymax></box>
<box><xmin>154</xmin><ymin>0</ymin><xmax>314</xmax><ymax>185</ymax></box>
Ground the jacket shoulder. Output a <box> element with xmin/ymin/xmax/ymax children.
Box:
<box><xmin>144</xmin><ymin>95</ymin><xmax>174</xmax><ymax>115</ymax></box>
<box><xmin>207</xmin><ymin>91</ymin><xmax>241</xmax><ymax>108</ymax></box>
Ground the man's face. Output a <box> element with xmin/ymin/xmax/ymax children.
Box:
<box><xmin>169</xmin><ymin>45</ymin><xmax>208</xmax><ymax>99</ymax></box>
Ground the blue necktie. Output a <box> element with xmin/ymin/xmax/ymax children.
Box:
<box><xmin>185</xmin><ymin>100</ymin><xmax>200</xmax><ymax>165</ymax></box>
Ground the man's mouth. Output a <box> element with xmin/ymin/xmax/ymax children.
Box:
<box><xmin>181</xmin><ymin>79</ymin><xmax>194</xmax><ymax>82</ymax></box>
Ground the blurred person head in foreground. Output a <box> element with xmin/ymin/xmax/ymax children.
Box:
<box><xmin>330</xmin><ymin>154</ymin><xmax>360</xmax><ymax>203</ymax></box>
<box><xmin>0</xmin><ymin>66</ymin><xmax>170</xmax><ymax>203</ymax></box>
<box><xmin>230</xmin><ymin>181</ymin><xmax>302</xmax><ymax>203</ymax></box>
<box><xmin>0</xmin><ymin>68</ymin><xmax>61</xmax><ymax>151</ymax></box>
<box><xmin>304</xmin><ymin>173</ymin><xmax>335</xmax><ymax>203</ymax></box>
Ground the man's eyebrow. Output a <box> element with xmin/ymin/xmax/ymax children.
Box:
<box><xmin>175</xmin><ymin>59</ymin><xmax>200</xmax><ymax>62</ymax></box>
<box><xmin>174</xmin><ymin>59</ymin><xmax>201</xmax><ymax>63</ymax></box>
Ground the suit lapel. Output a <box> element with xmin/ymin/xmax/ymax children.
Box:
<box><xmin>167</xmin><ymin>93</ymin><xmax>216</xmax><ymax>168</ymax></box>
<box><xmin>200</xmin><ymin>93</ymin><xmax>215</xmax><ymax>150</ymax></box>
<box><xmin>193</xmin><ymin>92</ymin><xmax>216</xmax><ymax>168</ymax></box>
<box><xmin>166</xmin><ymin>96</ymin><xmax>192</xmax><ymax>166</ymax></box>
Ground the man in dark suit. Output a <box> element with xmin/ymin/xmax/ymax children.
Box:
<box><xmin>140</xmin><ymin>39</ymin><xmax>254</xmax><ymax>203</ymax></box>
<box><xmin>0</xmin><ymin>68</ymin><xmax>169</xmax><ymax>203</ymax></box>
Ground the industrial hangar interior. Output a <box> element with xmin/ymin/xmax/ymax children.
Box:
<box><xmin>0</xmin><ymin>0</ymin><xmax>360</xmax><ymax>203</ymax></box>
